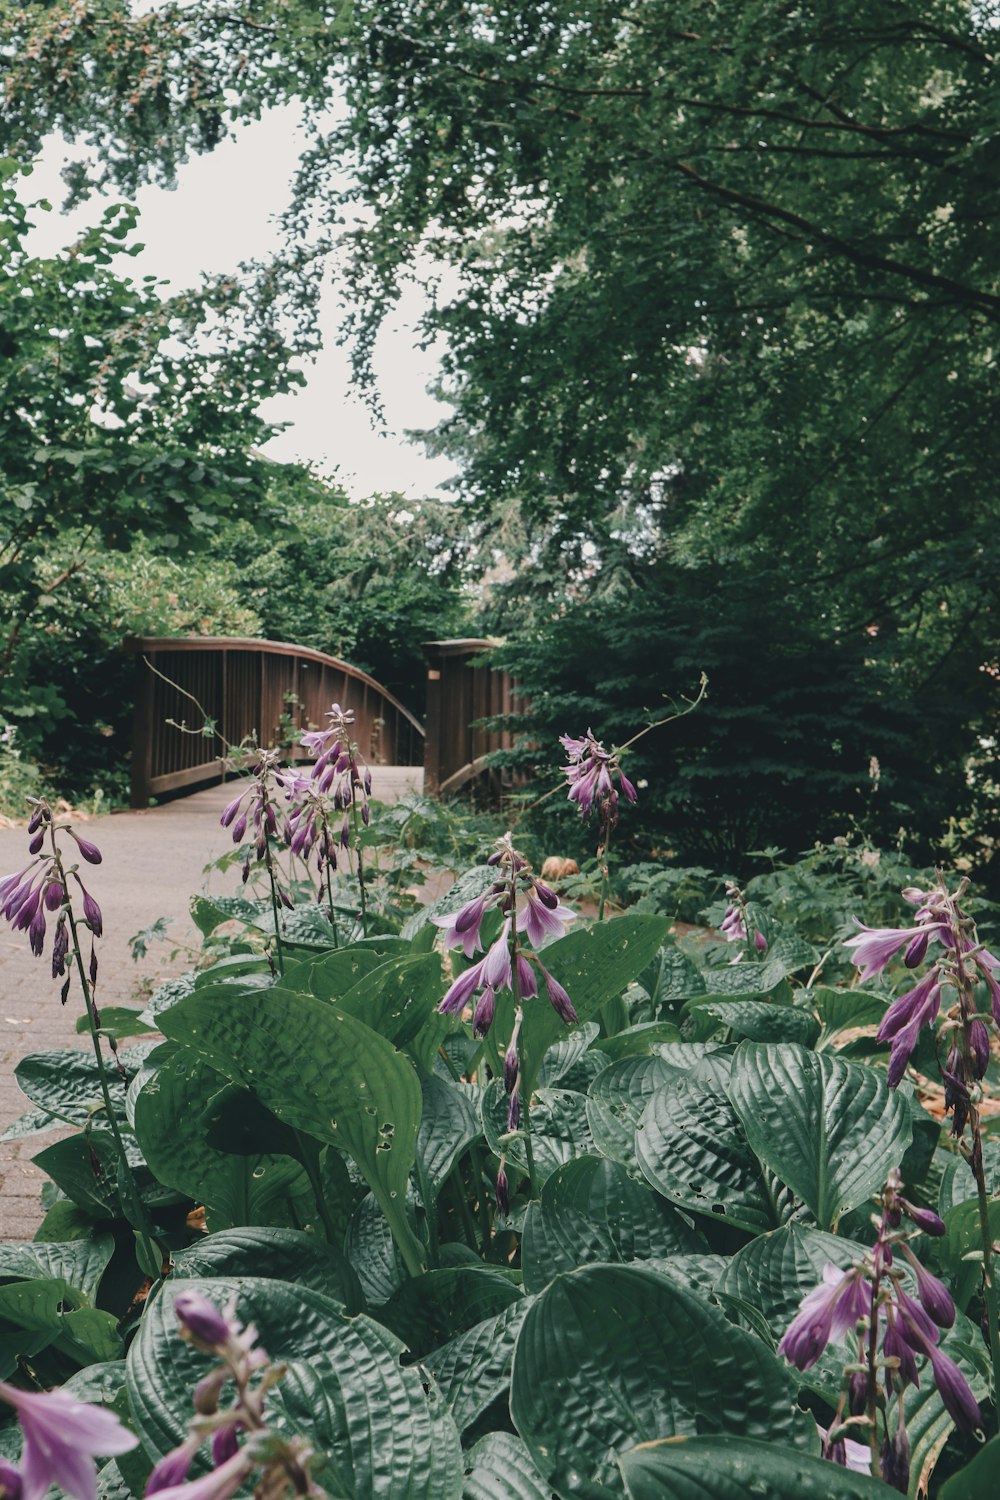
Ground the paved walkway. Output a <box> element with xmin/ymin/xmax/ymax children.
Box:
<box><xmin>0</xmin><ymin>768</ymin><xmax>423</xmax><ymax>1240</ymax></box>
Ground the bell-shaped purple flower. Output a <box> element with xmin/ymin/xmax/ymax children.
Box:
<box><xmin>777</xmin><ymin>1264</ymin><xmax>869</xmax><ymax>1371</ymax></box>
<box><xmin>438</xmin><ymin>960</ymin><xmax>484</xmax><ymax>1017</ymax></box>
<box><xmin>0</xmin><ymin>1457</ymin><xmax>23</xmax><ymax>1500</ymax></box>
<box><xmin>0</xmin><ymin>1378</ymin><xmax>138</xmax><ymax>1500</ymax></box>
<box><xmin>845</xmin><ymin>921</ymin><xmax>941</xmax><ymax>982</ymax></box>
<box><xmin>472</xmin><ymin>986</ymin><xmax>496</xmax><ymax>1037</ymax></box>
<box><xmin>482</xmin><ymin>923</ymin><xmax>513</xmax><ymax>991</ymax></box>
<box><xmin>877</xmin><ymin>968</ymin><xmax>942</xmax><ymax>1088</ymax></box>
<box><xmin>516</xmin><ymin>886</ymin><xmax>575</xmax><ymax>949</ymax></box>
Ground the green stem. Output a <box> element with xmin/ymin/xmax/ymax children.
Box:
<box><xmin>597</xmin><ymin>823</ymin><xmax>612</xmax><ymax>922</ymax></box>
<box><xmin>972</xmin><ymin>1144</ymin><xmax>1000</xmax><ymax>1423</ymax></box>
<box><xmin>449</xmin><ymin>1167</ymin><xmax>480</xmax><ymax>1253</ymax></box>
<box><xmin>955</xmin><ymin>947</ymin><xmax>1000</xmax><ymax>1423</ymax></box>
<box><xmin>293</xmin><ymin>1131</ymin><xmax>338</xmax><ymax>1244</ymax></box>
<box><xmin>323</xmin><ymin>831</ymin><xmax>340</xmax><ymax>948</ymax></box>
<box><xmin>507</xmin><ymin>903</ymin><xmax>536</xmax><ymax>1198</ymax></box>
<box><xmin>350</xmin><ymin>793</ymin><xmax>368</xmax><ymax>937</ymax></box>
<box><xmin>63</xmin><ymin>896</ymin><xmax>161</xmax><ymax>1277</ymax></box>
<box><xmin>263</xmin><ymin>843</ymin><xmax>286</xmax><ymax>976</ymax></box>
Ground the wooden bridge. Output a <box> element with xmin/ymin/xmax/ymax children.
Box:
<box><xmin>125</xmin><ymin>636</ymin><xmax>522</xmax><ymax>807</ymax></box>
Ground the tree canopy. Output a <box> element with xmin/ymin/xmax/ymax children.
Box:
<box><xmin>2</xmin><ymin>2</ymin><xmax>998</xmax><ymax>855</ymax></box>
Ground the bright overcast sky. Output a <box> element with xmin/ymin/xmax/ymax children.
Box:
<box><xmin>21</xmin><ymin>104</ymin><xmax>458</xmax><ymax>501</ymax></box>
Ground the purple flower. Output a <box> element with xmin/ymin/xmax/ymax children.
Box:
<box><xmin>818</xmin><ymin>1427</ymin><xmax>871</xmax><ymax>1474</ymax></box>
<box><xmin>880</xmin><ymin>1424</ymin><xmax>910</xmax><ymax>1493</ymax></box>
<box><xmin>482</xmin><ymin>923</ymin><xmax>513</xmax><ymax>991</ymax></box>
<box><xmin>537</xmin><ymin>963</ymin><xmax>578</xmax><ymax>1025</ymax></box>
<box><xmin>0</xmin><ymin>1458</ymin><xmax>23</xmax><ymax>1500</ymax></box>
<box><xmin>844</xmin><ymin>921</ymin><xmax>942</xmax><ymax>982</ymax></box>
<box><xmin>439</xmin><ymin>960</ymin><xmax>484</xmax><ymax>1017</ymax></box>
<box><xmin>142</xmin><ymin>1449</ymin><xmax>253</xmax><ymax>1500</ymax></box>
<box><xmin>926</xmin><ymin>1345</ymin><xmax>982</xmax><ymax>1432</ymax></box>
<box><xmin>0</xmin><ymin>1379</ymin><xmax>138</xmax><ymax>1500</ymax></box>
<box><xmin>516</xmin><ymin>887</ymin><xmax>575</xmax><ymax>949</ymax></box>
<box><xmin>900</xmin><ymin>1245</ymin><xmax>955</xmax><ymax>1329</ymax></box>
<box><xmin>67</xmin><ymin>831</ymin><xmax>102</xmax><ymax>866</ymax></box>
<box><xmin>560</xmin><ymin>729</ymin><xmax>636</xmax><ymax>833</ymax></box>
<box><xmin>174</xmin><ymin>1291</ymin><xmax>236</xmax><ymax>1350</ymax></box>
<box><xmin>877</xmin><ymin>968</ymin><xmax>942</xmax><ymax>1087</ymax></box>
<box><xmin>431</xmin><ymin>893</ymin><xmax>496</xmax><ymax>958</ymax></box>
<box><xmin>146</xmin><ymin>1440</ymin><xmax>198</xmax><ymax>1495</ymax></box>
<box><xmin>210</xmin><ymin>1424</ymin><xmax>242</xmax><ymax>1468</ymax></box>
<box><xmin>777</xmin><ymin>1264</ymin><xmax>869</xmax><ymax>1371</ymax></box>
<box><xmin>472</xmin><ymin>986</ymin><xmax>496</xmax><ymax>1037</ymax></box>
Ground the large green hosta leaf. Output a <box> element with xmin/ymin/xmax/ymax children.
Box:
<box><xmin>521</xmin><ymin>1156</ymin><xmax>704</xmax><ymax>1292</ymax></box>
<box><xmin>133</xmin><ymin>1047</ymin><xmax>324</xmax><ymax>1232</ymax></box>
<box><xmin>158</xmin><ymin>985</ymin><xmax>425</xmax><ymax>1273</ymax></box>
<box><xmin>587</xmin><ymin>1055</ymin><xmax>683</xmax><ymax>1171</ymax></box>
<box><xmin>128</xmin><ymin>1277</ymin><xmax>463</xmax><ymax>1499</ymax></box>
<box><xmin>617</xmin><ymin>1436</ymin><xmax>893</xmax><ymax>1499</ymax></box>
<box><xmin>510</xmin><ymin>1264</ymin><xmax>811</xmax><ymax>1496</ymax></box>
<box><xmin>635</xmin><ymin>1067</ymin><xmax>784</xmax><ymax>1234</ymax></box>
<box><xmin>463</xmin><ymin>1433</ymin><xmax>551</xmax><ymax>1500</ymax></box>
<box><xmin>425</xmin><ymin>1299</ymin><xmax>531</xmax><ymax>1437</ymax></box>
<box><xmin>726</xmin><ymin>1043</ymin><xmax>911</xmax><ymax>1230</ymax></box>
<box><xmin>170</xmin><ymin>1227</ymin><xmax>362</xmax><ymax>1311</ymax></box>
<box><xmin>0</xmin><ymin>1236</ymin><xmax>113</xmax><ymax>1303</ymax></box>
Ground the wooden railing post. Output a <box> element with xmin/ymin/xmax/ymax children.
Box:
<box><xmin>129</xmin><ymin>644</ymin><xmax>155</xmax><ymax>808</ymax></box>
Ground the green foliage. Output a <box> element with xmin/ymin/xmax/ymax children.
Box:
<box><xmin>0</xmin><ymin>161</ymin><xmax>295</xmax><ymax>786</ymax></box>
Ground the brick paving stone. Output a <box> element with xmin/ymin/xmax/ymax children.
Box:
<box><xmin>0</xmin><ymin>767</ymin><xmax>423</xmax><ymax>1240</ymax></box>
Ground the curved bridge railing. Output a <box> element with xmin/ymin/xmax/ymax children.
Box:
<box><xmin>125</xmin><ymin>636</ymin><xmax>425</xmax><ymax>807</ymax></box>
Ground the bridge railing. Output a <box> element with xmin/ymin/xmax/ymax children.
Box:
<box><xmin>423</xmin><ymin>639</ymin><xmax>524</xmax><ymax>796</ymax></box>
<box><xmin>125</xmin><ymin>636</ymin><xmax>425</xmax><ymax>807</ymax></box>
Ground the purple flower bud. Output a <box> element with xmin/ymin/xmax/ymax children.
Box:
<box><xmin>618</xmin><ymin>771</ymin><xmax>637</xmax><ymax>804</ymax></box>
<box><xmin>882</xmin><ymin>1306</ymin><xmax>920</xmax><ymax>1389</ymax></box>
<box><xmin>438</xmin><ymin>960</ymin><xmax>483</xmax><ymax>1016</ymax></box>
<box><xmin>540</xmin><ymin>965</ymin><xmax>578</xmax><ymax>1026</ymax></box>
<box><xmin>515</xmin><ymin>954</ymin><xmax>538</xmax><ymax>999</ymax></box>
<box><xmin>927</xmin><ymin>1345</ymin><xmax>982</xmax><ymax>1432</ymax></box>
<box><xmin>532</xmin><ymin>880</ymin><xmax>559</xmax><ymax>910</ymax></box>
<box><xmin>28</xmin><ymin>906</ymin><xmax>46</xmax><ymax>957</ymax></box>
<box><xmin>473</xmin><ymin>986</ymin><xmax>496</xmax><ymax>1037</ymax></box>
<box><xmin>904</xmin><ymin>929</ymin><xmax>930</xmax><ymax>967</ymax></box>
<box><xmin>495</xmin><ymin>1164</ymin><xmax>510</xmax><ymax>1215</ymax></box>
<box><xmin>880</xmin><ymin>1424</ymin><xmax>910</xmax><ymax>1494</ymax></box>
<box><xmin>970</xmin><ymin>1019</ymin><xmax>990</xmax><ymax>1079</ymax></box>
<box><xmin>220</xmin><ymin>794</ymin><xmax>244</xmax><ymax>828</ymax></box>
<box><xmin>27</xmin><ymin>807</ymin><xmax>43</xmax><ymax>835</ymax></box>
<box><xmin>901</xmin><ymin>1246</ymin><xmax>955</xmax><ymax>1329</ymax></box>
<box><xmin>60</xmin><ymin>976</ymin><xmax>71</xmax><ymax>1005</ymax></box>
<box><xmin>211</xmin><ymin>1424</ymin><xmax>241</xmax><ymax>1468</ymax></box>
<box><xmin>80</xmin><ymin>886</ymin><xmax>103</xmax><ymax>938</ymax></box>
<box><xmin>146</xmin><ymin>1441</ymin><xmax>196</xmax><ymax>1494</ymax></box>
<box><xmin>507</xmin><ymin>1086</ymin><xmax>521</xmax><ymax>1133</ymax></box>
<box><xmin>503</xmin><ymin>1038</ymin><xmax>519</xmax><ymax>1095</ymax></box>
<box><xmin>28</xmin><ymin>832</ymin><xmax>44</xmax><ymax>856</ymax></box>
<box><xmin>51</xmin><ymin>916</ymin><xmax>68</xmax><ymax>979</ymax></box>
<box><xmin>174</xmin><ymin>1290</ymin><xmax>234</xmax><ymax>1348</ymax></box>
<box><xmin>0</xmin><ymin>1457</ymin><xmax>23</xmax><ymax>1500</ymax></box>
<box><xmin>753</xmin><ymin>929</ymin><xmax>768</xmax><ymax>953</ymax></box>
<box><xmin>231</xmin><ymin>813</ymin><xmax>248</xmax><ymax>844</ymax></box>
<box><xmin>69</xmin><ymin>831</ymin><xmax>103</xmax><ymax>865</ymax></box>
<box><xmin>901</xmin><ymin>1200</ymin><xmax>946</xmax><ymax>1237</ymax></box>
<box><xmin>43</xmin><ymin>880</ymin><xmax>63</xmax><ymax>911</ymax></box>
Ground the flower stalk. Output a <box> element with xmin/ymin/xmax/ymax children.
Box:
<box><xmin>845</xmin><ymin>878</ymin><xmax>1000</xmax><ymax>1421</ymax></box>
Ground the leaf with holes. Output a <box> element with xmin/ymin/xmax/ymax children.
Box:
<box><xmin>158</xmin><ymin>985</ymin><xmax>425</xmax><ymax>1273</ymax></box>
<box><xmin>727</xmin><ymin>1042</ymin><xmax>911</xmax><ymax>1229</ymax></box>
<box><xmin>635</xmin><ymin>1068</ymin><xmax>782</xmax><ymax>1234</ymax></box>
